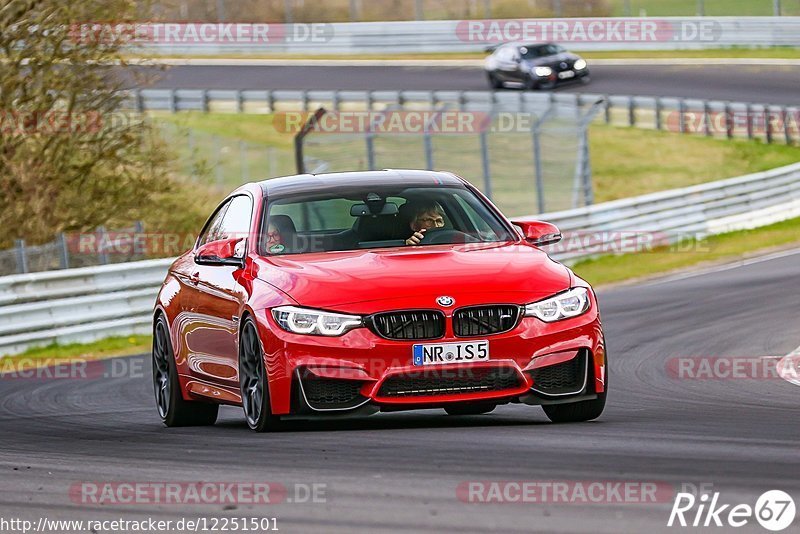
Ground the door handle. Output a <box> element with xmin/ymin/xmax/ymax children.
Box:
<box><xmin>190</xmin><ymin>272</ymin><xmax>200</xmax><ymax>285</ymax></box>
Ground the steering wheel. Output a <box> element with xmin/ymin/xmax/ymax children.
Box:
<box><xmin>420</xmin><ymin>228</ymin><xmax>478</xmax><ymax>245</ymax></box>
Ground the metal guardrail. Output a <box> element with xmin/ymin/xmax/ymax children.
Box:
<box><xmin>2</xmin><ymin>162</ymin><xmax>799</xmax><ymax>357</ymax></box>
<box><xmin>130</xmin><ymin>89</ymin><xmax>800</xmax><ymax>145</ymax></box>
<box><xmin>134</xmin><ymin>17</ymin><xmax>800</xmax><ymax>54</ymax></box>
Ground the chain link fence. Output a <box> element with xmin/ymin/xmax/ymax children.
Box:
<box><xmin>0</xmin><ymin>223</ymin><xmax>147</xmax><ymax>276</ymax></box>
<box><xmin>298</xmin><ymin>100</ymin><xmax>603</xmax><ymax>217</ymax></box>
<box><xmin>157</xmin><ymin>122</ymin><xmax>296</xmax><ymax>190</ymax></box>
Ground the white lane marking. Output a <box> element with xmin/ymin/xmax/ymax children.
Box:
<box><xmin>777</xmin><ymin>347</ymin><xmax>800</xmax><ymax>387</ymax></box>
<box><xmin>639</xmin><ymin>247</ymin><xmax>800</xmax><ymax>288</ymax></box>
<box><xmin>129</xmin><ymin>57</ymin><xmax>800</xmax><ymax>68</ymax></box>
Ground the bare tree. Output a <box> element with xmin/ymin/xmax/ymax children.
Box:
<box><xmin>0</xmin><ymin>0</ymin><xmax>174</xmax><ymax>247</ymax></box>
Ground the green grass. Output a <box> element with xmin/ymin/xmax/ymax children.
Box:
<box><xmin>590</xmin><ymin>125</ymin><xmax>800</xmax><ymax>202</ymax></box>
<box><xmin>1</xmin><ymin>335</ymin><xmax>152</xmax><ymax>369</ymax></box>
<box><xmin>607</xmin><ymin>0</ymin><xmax>800</xmax><ymax>16</ymax></box>
<box><xmin>132</xmin><ymin>47</ymin><xmax>800</xmax><ymax>61</ymax></box>
<box><xmin>572</xmin><ymin>216</ymin><xmax>800</xmax><ymax>286</ymax></box>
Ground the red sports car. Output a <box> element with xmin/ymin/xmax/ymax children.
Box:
<box><xmin>152</xmin><ymin>170</ymin><xmax>607</xmax><ymax>431</ymax></box>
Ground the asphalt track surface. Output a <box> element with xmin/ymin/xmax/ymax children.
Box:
<box><xmin>1</xmin><ymin>249</ymin><xmax>799</xmax><ymax>533</ymax></box>
<box><xmin>143</xmin><ymin>64</ymin><xmax>800</xmax><ymax>106</ymax></box>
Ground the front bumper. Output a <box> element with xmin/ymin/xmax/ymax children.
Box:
<box><xmin>253</xmin><ymin>306</ymin><xmax>605</xmax><ymax>416</ymax></box>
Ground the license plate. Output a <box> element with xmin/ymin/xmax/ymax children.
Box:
<box><xmin>558</xmin><ymin>70</ymin><xmax>576</xmax><ymax>79</ymax></box>
<box><xmin>412</xmin><ymin>341</ymin><xmax>489</xmax><ymax>366</ymax></box>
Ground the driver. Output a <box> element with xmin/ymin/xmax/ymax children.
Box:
<box><xmin>403</xmin><ymin>200</ymin><xmax>446</xmax><ymax>246</ymax></box>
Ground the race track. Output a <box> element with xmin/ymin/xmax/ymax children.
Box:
<box><xmin>1</xmin><ymin>249</ymin><xmax>799</xmax><ymax>533</ymax></box>
<box><xmin>142</xmin><ymin>64</ymin><xmax>800</xmax><ymax>106</ymax></box>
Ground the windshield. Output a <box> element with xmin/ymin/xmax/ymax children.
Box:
<box><xmin>520</xmin><ymin>44</ymin><xmax>565</xmax><ymax>58</ymax></box>
<box><xmin>260</xmin><ymin>185</ymin><xmax>516</xmax><ymax>255</ymax></box>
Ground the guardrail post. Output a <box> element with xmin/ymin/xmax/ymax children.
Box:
<box><xmin>267</xmin><ymin>90</ymin><xmax>275</xmax><ymax>113</ymax></box>
<box><xmin>97</xmin><ymin>227</ymin><xmax>109</xmax><ymax>265</ymax></box>
<box><xmin>724</xmin><ymin>103</ymin><xmax>733</xmax><ymax>139</ymax></box>
<box><xmin>201</xmin><ymin>90</ymin><xmax>210</xmax><ymax>112</ymax></box>
<box><xmin>135</xmin><ymin>89</ymin><xmax>144</xmax><ymax>113</ymax></box>
<box><xmin>703</xmin><ymin>101</ymin><xmax>712</xmax><ymax>137</ymax></box>
<box><xmin>458</xmin><ymin>91</ymin><xmax>466</xmax><ymax>111</ymax></box>
<box><xmin>479</xmin><ymin>131</ymin><xmax>492</xmax><ymax>201</ymax></box>
<box><xmin>14</xmin><ymin>239</ymin><xmax>28</xmax><ymax>274</ymax></box>
<box><xmin>766</xmin><ymin>106</ymin><xmax>774</xmax><ymax>144</ymax></box>
<box><xmin>655</xmin><ymin>97</ymin><xmax>662</xmax><ymax>131</ymax></box>
<box><xmin>628</xmin><ymin>96</ymin><xmax>635</xmax><ymax>127</ymax></box>
<box><xmin>603</xmin><ymin>95</ymin><xmax>611</xmax><ymax>124</ymax></box>
<box><xmin>746</xmin><ymin>103</ymin><xmax>754</xmax><ymax>140</ymax></box>
<box><xmin>774</xmin><ymin>0</ymin><xmax>782</xmax><ymax>16</ymax></box>
<box><xmin>236</xmin><ymin>90</ymin><xmax>244</xmax><ymax>113</ymax></box>
<box><xmin>58</xmin><ymin>233</ymin><xmax>70</xmax><ymax>269</ymax></box>
<box><xmin>423</xmin><ymin>131</ymin><xmax>434</xmax><ymax>170</ymax></box>
<box><xmin>301</xmin><ymin>90</ymin><xmax>309</xmax><ymax>112</ymax></box>
<box><xmin>169</xmin><ymin>89</ymin><xmax>177</xmax><ymax>113</ymax></box>
<box><xmin>366</xmin><ymin>90</ymin><xmax>374</xmax><ymax>111</ymax></box>
<box><xmin>332</xmin><ymin>90</ymin><xmax>340</xmax><ymax>111</ymax></box>
<box><xmin>781</xmin><ymin>106</ymin><xmax>791</xmax><ymax>145</ymax></box>
<box><xmin>678</xmin><ymin>99</ymin><xmax>686</xmax><ymax>134</ymax></box>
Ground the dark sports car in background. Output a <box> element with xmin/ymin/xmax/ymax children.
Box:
<box><xmin>152</xmin><ymin>170</ymin><xmax>607</xmax><ymax>432</ymax></box>
<box><xmin>485</xmin><ymin>42</ymin><xmax>590</xmax><ymax>90</ymax></box>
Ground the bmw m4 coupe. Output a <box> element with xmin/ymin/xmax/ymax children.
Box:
<box><xmin>152</xmin><ymin>170</ymin><xmax>607</xmax><ymax>431</ymax></box>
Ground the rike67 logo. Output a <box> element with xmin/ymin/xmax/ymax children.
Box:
<box><xmin>668</xmin><ymin>490</ymin><xmax>796</xmax><ymax>531</ymax></box>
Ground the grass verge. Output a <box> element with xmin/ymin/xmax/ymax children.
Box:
<box><xmin>0</xmin><ymin>335</ymin><xmax>152</xmax><ymax>371</ymax></box>
<box><xmin>572</xmin><ymin>216</ymin><xmax>800</xmax><ymax>286</ymax></box>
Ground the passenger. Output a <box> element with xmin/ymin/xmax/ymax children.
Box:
<box><xmin>403</xmin><ymin>200</ymin><xmax>446</xmax><ymax>246</ymax></box>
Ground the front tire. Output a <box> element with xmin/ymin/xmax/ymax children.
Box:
<box><xmin>487</xmin><ymin>72</ymin><xmax>503</xmax><ymax>89</ymax></box>
<box><xmin>542</xmin><ymin>349</ymin><xmax>607</xmax><ymax>423</ymax></box>
<box><xmin>239</xmin><ymin>318</ymin><xmax>281</xmax><ymax>432</ymax></box>
<box><xmin>152</xmin><ymin>315</ymin><xmax>219</xmax><ymax>427</ymax></box>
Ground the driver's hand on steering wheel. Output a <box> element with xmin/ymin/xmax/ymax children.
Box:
<box><xmin>405</xmin><ymin>229</ymin><xmax>426</xmax><ymax>246</ymax></box>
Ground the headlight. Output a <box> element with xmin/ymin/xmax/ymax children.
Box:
<box><xmin>271</xmin><ymin>306</ymin><xmax>362</xmax><ymax>336</ymax></box>
<box><xmin>574</xmin><ymin>59</ymin><xmax>587</xmax><ymax>70</ymax></box>
<box><xmin>524</xmin><ymin>288</ymin><xmax>591</xmax><ymax>323</ymax></box>
<box><xmin>534</xmin><ymin>66</ymin><xmax>553</xmax><ymax>77</ymax></box>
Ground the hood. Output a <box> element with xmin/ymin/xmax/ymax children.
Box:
<box><xmin>253</xmin><ymin>242</ymin><xmax>572</xmax><ymax>314</ymax></box>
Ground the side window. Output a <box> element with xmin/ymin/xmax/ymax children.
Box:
<box><xmin>217</xmin><ymin>195</ymin><xmax>253</xmax><ymax>241</ymax></box>
<box><xmin>197</xmin><ymin>202</ymin><xmax>230</xmax><ymax>247</ymax></box>
<box><xmin>197</xmin><ymin>195</ymin><xmax>253</xmax><ymax>247</ymax></box>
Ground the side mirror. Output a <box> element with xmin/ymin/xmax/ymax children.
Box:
<box><xmin>511</xmin><ymin>220</ymin><xmax>562</xmax><ymax>247</ymax></box>
<box><xmin>195</xmin><ymin>237</ymin><xmax>246</xmax><ymax>267</ymax></box>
